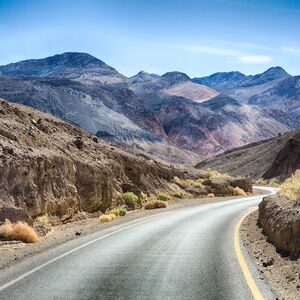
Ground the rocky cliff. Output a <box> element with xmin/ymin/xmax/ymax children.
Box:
<box><xmin>258</xmin><ymin>194</ymin><xmax>300</xmax><ymax>258</ymax></box>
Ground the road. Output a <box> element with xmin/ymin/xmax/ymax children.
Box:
<box><xmin>0</xmin><ymin>187</ymin><xmax>277</xmax><ymax>300</ymax></box>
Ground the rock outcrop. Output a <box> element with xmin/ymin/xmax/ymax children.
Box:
<box><xmin>258</xmin><ymin>194</ymin><xmax>300</xmax><ymax>258</ymax></box>
<box><xmin>0</xmin><ymin>99</ymin><xmax>183</xmax><ymax>222</ymax></box>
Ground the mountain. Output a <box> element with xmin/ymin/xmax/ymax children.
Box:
<box><xmin>0</xmin><ymin>52</ymin><xmax>126</xmax><ymax>84</ymax></box>
<box><xmin>196</xmin><ymin>128</ymin><xmax>300</xmax><ymax>181</ymax></box>
<box><xmin>0</xmin><ymin>52</ymin><xmax>292</xmax><ymax>163</ymax></box>
<box><xmin>193</xmin><ymin>71</ymin><xmax>249</xmax><ymax>93</ymax></box>
<box><xmin>128</xmin><ymin>71</ymin><xmax>219</xmax><ymax>103</ymax></box>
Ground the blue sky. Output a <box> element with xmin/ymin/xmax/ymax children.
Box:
<box><xmin>0</xmin><ymin>0</ymin><xmax>300</xmax><ymax>77</ymax></box>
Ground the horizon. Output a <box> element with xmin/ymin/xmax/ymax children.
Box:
<box><xmin>0</xmin><ymin>0</ymin><xmax>300</xmax><ymax>77</ymax></box>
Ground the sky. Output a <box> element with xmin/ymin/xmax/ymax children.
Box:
<box><xmin>0</xmin><ymin>0</ymin><xmax>300</xmax><ymax>77</ymax></box>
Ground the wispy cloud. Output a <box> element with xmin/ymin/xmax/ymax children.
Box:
<box><xmin>181</xmin><ymin>45</ymin><xmax>241</xmax><ymax>57</ymax></box>
<box><xmin>282</xmin><ymin>47</ymin><xmax>300</xmax><ymax>55</ymax></box>
<box><xmin>239</xmin><ymin>55</ymin><xmax>272</xmax><ymax>64</ymax></box>
<box><xmin>181</xmin><ymin>44</ymin><xmax>272</xmax><ymax>65</ymax></box>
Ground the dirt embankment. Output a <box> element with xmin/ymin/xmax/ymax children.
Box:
<box><xmin>241</xmin><ymin>210</ymin><xmax>300</xmax><ymax>300</ymax></box>
<box><xmin>258</xmin><ymin>194</ymin><xmax>300</xmax><ymax>258</ymax></box>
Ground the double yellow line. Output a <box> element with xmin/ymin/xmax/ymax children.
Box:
<box><xmin>234</xmin><ymin>209</ymin><xmax>264</xmax><ymax>300</ymax></box>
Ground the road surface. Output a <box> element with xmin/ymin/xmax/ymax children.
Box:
<box><xmin>0</xmin><ymin>187</ymin><xmax>277</xmax><ymax>300</ymax></box>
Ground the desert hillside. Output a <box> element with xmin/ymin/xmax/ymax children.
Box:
<box><xmin>196</xmin><ymin>129</ymin><xmax>300</xmax><ymax>181</ymax></box>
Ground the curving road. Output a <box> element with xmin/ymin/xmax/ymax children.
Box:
<box><xmin>0</xmin><ymin>187</ymin><xmax>277</xmax><ymax>300</ymax></box>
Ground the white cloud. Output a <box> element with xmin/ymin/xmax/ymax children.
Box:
<box><xmin>239</xmin><ymin>55</ymin><xmax>272</xmax><ymax>64</ymax></box>
<box><xmin>282</xmin><ymin>47</ymin><xmax>300</xmax><ymax>55</ymax></box>
<box><xmin>182</xmin><ymin>45</ymin><xmax>241</xmax><ymax>57</ymax></box>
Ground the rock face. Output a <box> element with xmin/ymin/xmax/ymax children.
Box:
<box><xmin>258</xmin><ymin>194</ymin><xmax>300</xmax><ymax>258</ymax></box>
<box><xmin>196</xmin><ymin>129</ymin><xmax>300</xmax><ymax>181</ymax></box>
<box><xmin>0</xmin><ymin>99</ymin><xmax>185</xmax><ymax>221</ymax></box>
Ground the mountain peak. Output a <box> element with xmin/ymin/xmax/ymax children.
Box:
<box><xmin>161</xmin><ymin>71</ymin><xmax>190</xmax><ymax>86</ymax></box>
<box><xmin>263</xmin><ymin>66</ymin><xmax>289</xmax><ymax>76</ymax></box>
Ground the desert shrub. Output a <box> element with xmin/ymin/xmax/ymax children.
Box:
<box><xmin>255</xmin><ymin>178</ymin><xmax>280</xmax><ymax>187</ymax></box>
<box><xmin>268</xmin><ymin>178</ymin><xmax>280</xmax><ymax>187</ymax></box>
<box><xmin>140</xmin><ymin>191</ymin><xmax>147</xmax><ymax>201</ymax></box>
<box><xmin>123</xmin><ymin>192</ymin><xmax>138</xmax><ymax>208</ymax></box>
<box><xmin>157</xmin><ymin>192</ymin><xmax>171</xmax><ymax>201</ymax></box>
<box><xmin>172</xmin><ymin>191</ymin><xmax>185</xmax><ymax>198</ymax></box>
<box><xmin>279</xmin><ymin>170</ymin><xmax>300</xmax><ymax>200</ymax></box>
<box><xmin>0</xmin><ymin>220</ymin><xmax>39</xmax><ymax>243</ymax></box>
<box><xmin>173</xmin><ymin>176</ymin><xmax>189</xmax><ymax>188</ymax></box>
<box><xmin>35</xmin><ymin>215</ymin><xmax>49</xmax><ymax>227</ymax></box>
<box><xmin>144</xmin><ymin>200</ymin><xmax>167</xmax><ymax>210</ymax></box>
<box><xmin>194</xmin><ymin>179</ymin><xmax>204</xmax><ymax>188</ymax></box>
<box><xmin>110</xmin><ymin>207</ymin><xmax>127</xmax><ymax>217</ymax></box>
<box><xmin>206</xmin><ymin>169</ymin><xmax>232</xmax><ymax>180</ymax></box>
<box><xmin>207</xmin><ymin>193</ymin><xmax>215</xmax><ymax>198</ymax></box>
<box><xmin>99</xmin><ymin>214</ymin><xmax>116</xmax><ymax>222</ymax></box>
<box><xmin>232</xmin><ymin>187</ymin><xmax>247</xmax><ymax>196</ymax></box>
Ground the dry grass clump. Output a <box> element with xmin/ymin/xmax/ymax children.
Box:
<box><xmin>110</xmin><ymin>207</ymin><xmax>127</xmax><ymax>217</ymax></box>
<box><xmin>157</xmin><ymin>192</ymin><xmax>171</xmax><ymax>201</ymax></box>
<box><xmin>279</xmin><ymin>170</ymin><xmax>300</xmax><ymax>201</ymax></box>
<box><xmin>232</xmin><ymin>187</ymin><xmax>247</xmax><ymax>196</ymax></box>
<box><xmin>172</xmin><ymin>191</ymin><xmax>186</xmax><ymax>198</ymax></box>
<box><xmin>173</xmin><ymin>176</ymin><xmax>188</xmax><ymax>188</ymax></box>
<box><xmin>205</xmin><ymin>169</ymin><xmax>232</xmax><ymax>180</ymax></box>
<box><xmin>207</xmin><ymin>193</ymin><xmax>215</xmax><ymax>198</ymax></box>
<box><xmin>0</xmin><ymin>220</ymin><xmax>40</xmax><ymax>243</ymax></box>
<box><xmin>256</xmin><ymin>178</ymin><xmax>280</xmax><ymax>187</ymax></box>
<box><xmin>99</xmin><ymin>214</ymin><xmax>117</xmax><ymax>222</ymax></box>
<box><xmin>144</xmin><ymin>200</ymin><xmax>167</xmax><ymax>210</ymax></box>
<box><xmin>35</xmin><ymin>215</ymin><xmax>49</xmax><ymax>227</ymax></box>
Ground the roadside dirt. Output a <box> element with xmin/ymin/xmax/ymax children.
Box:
<box><xmin>241</xmin><ymin>210</ymin><xmax>300</xmax><ymax>300</ymax></box>
<box><xmin>0</xmin><ymin>194</ymin><xmax>252</xmax><ymax>271</ymax></box>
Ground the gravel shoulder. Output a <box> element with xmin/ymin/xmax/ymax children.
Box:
<box><xmin>0</xmin><ymin>193</ymin><xmax>256</xmax><ymax>271</ymax></box>
<box><xmin>241</xmin><ymin>210</ymin><xmax>300</xmax><ymax>300</ymax></box>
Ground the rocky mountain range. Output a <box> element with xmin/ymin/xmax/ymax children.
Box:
<box><xmin>0</xmin><ymin>52</ymin><xmax>297</xmax><ymax>163</ymax></box>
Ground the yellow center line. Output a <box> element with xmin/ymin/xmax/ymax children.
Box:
<box><xmin>234</xmin><ymin>209</ymin><xmax>264</xmax><ymax>300</ymax></box>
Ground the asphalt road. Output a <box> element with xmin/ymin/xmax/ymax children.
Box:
<box><xmin>0</xmin><ymin>187</ymin><xmax>277</xmax><ymax>300</ymax></box>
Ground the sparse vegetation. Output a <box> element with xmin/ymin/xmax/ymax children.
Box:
<box><xmin>232</xmin><ymin>186</ymin><xmax>247</xmax><ymax>196</ymax></box>
<box><xmin>0</xmin><ymin>220</ymin><xmax>40</xmax><ymax>243</ymax></box>
<box><xmin>123</xmin><ymin>192</ymin><xmax>139</xmax><ymax>209</ymax></box>
<box><xmin>99</xmin><ymin>214</ymin><xmax>117</xmax><ymax>222</ymax></box>
<box><xmin>256</xmin><ymin>178</ymin><xmax>280</xmax><ymax>187</ymax></box>
<box><xmin>172</xmin><ymin>191</ymin><xmax>186</xmax><ymax>198</ymax></box>
<box><xmin>279</xmin><ymin>170</ymin><xmax>300</xmax><ymax>201</ymax></box>
<box><xmin>205</xmin><ymin>169</ymin><xmax>232</xmax><ymax>180</ymax></box>
<box><xmin>144</xmin><ymin>200</ymin><xmax>167</xmax><ymax>210</ymax></box>
<box><xmin>35</xmin><ymin>215</ymin><xmax>49</xmax><ymax>227</ymax></box>
<box><xmin>207</xmin><ymin>193</ymin><xmax>215</xmax><ymax>198</ymax></box>
<box><xmin>110</xmin><ymin>207</ymin><xmax>127</xmax><ymax>217</ymax></box>
<box><xmin>157</xmin><ymin>192</ymin><xmax>171</xmax><ymax>201</ymax></box>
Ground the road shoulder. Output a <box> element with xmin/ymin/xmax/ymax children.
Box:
<box><xmin>241</xmin><ymin>210</ymin><xmax>300</xmax><ymax>300</ymax></box>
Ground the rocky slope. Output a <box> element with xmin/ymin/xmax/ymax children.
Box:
<box><xmin>0</xmin><ymin>99</ymin><xmax>185</xmax><ymax>222</ymax></box>
<box><xmin>196</xmin><ymin>129</ymin><xmax>300</xmax><ymax>181</ymax></box>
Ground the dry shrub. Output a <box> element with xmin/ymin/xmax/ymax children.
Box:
<box><xmin>256</xmin><ymin>178</ymin><xmax>280</xmax><ymax>187</ymax></box>
<box><xmin>233</xmin><ymin>187</ymin><xmax>247</xmax><ymax>196</ymax></box>
<box><xmin>172</xmin><ymin>191</ymin><xmax>185</xmax><ymax>198</ymax></box>
<box><xmin>0</xmin><ymin>220</ymin><xmax>40</xmax><ymax>243</ymax></box>
<box><xmin>279</xmin><ymin>170</ymin><xmax>300</xmax><ymax>200</ymax></box>
<box><xmin>206</xmin><ymin>169</ymin><xmax>232</xmax><ymax>180</ymax></box>
<box><xmin>157</xmin><ymin>192</ymin><xmax>171</xmax><ymax>201</ymax></box>
<box><xmin>207</xmin><ymin>193</ymin><xmax>215</xmax><ymax>198</ymax></box>
<box><xmin>35</xmin><ymin>215</ymin><xmax>49</xmax><ymax>227</ymax></box>
<box><xmin>144</xmin><ymin>200</ymin><xmax>167</xmax><ymax>210</ymax></box>
<box><xmin>99</xmin><ymin>214</ymin><xmax>116</xmax><ymax>222</ymax></box>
